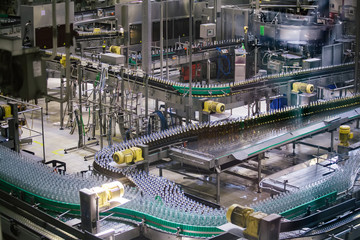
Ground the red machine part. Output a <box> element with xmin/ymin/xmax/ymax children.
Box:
<box><xmin>181</xmin><ymin>63</ymin><xmax>202</xmax><ymax>82</ymax></box>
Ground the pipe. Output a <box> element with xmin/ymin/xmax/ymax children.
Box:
<box><xmin>42</xmin><ymin>0</ymin><xmax>57</xmax><ymax>61</ymax></box>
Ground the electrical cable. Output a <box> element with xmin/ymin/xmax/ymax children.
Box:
<box><xmin>216</xmin><ymin>47</ymin><xmax>231</xmax><ymax>80</ymax></box>
<box><xmin>154</xmin><ymin>110</ymin><xmax>168</xmax><ymax>131</ymax></box>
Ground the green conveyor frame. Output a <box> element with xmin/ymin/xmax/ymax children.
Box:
<box><xmin>172</xmin><ymin>85</ymin><xmax>231</xmax><ymax>96</ymax></box>
<box><xmin>0</xmin><ymin>178</ymin><xmax>224</xmax><ymax>238</ymax></box>
<box><xmin>280</xmin><ymin>191</ymin><xmax>337</xmax><ymax>220</ymax></box>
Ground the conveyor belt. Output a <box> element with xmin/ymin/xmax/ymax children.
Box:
<box><xmin>95</xmin><ymin>95</ymin><xmax>360</xmax><ymax>174</ymax></box>
<box><xmin>122</xmin><ymin>62</ymin><xmax>354</xmax><ymax>97</ymax></box>
<box><xmin>186</xmin><ymin>106</ymin><xmax>360</xmax><ymax>161</ymax></box>
<box><xmin>92</xmin><ymin>96</ymin><xmax>360</xmax><ymax>236</ymax></box>
<box><xmin>46</xmin><ymin>51</ymin><xmax>354</xmax><ymax>98</ymax></box>
<box><xmin>2</xmin><ymin>95</ymin><xmax>360</xmax><ymax>238</ymax></box>
<box><xmin>0</xmin><ymin>146</ymin><xmax>226</xmax><ymax>238</ymax></box>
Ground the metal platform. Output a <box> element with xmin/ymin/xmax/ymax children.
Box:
<box><xmin>261</xmin><ymin>156</ymin><xmax>339</xmax><ymax>193</ymax></box>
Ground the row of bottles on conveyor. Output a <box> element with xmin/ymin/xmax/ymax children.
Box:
<box><xmin>129</xmin><ymin>38</ymin><xmax>242</xmax><ymax>60</ymax></box>
<box><xmin>120</xmin><ymin>168</ymin><xmax>227</xmax><ymax>226</ymax></box>
<box><xmin>100</xmin><ymin>95</ymin><xmax>360</xmax><ymax>158</ymax></box>
<box><xmin>0</xmin><ymin>145</ymin><xmax>111</xmax><ymax>204</ymax></box>
<box><xmin>252</xmin><ymin>151</ymin><xmax>360</xmax><ymax>215</ymax></box>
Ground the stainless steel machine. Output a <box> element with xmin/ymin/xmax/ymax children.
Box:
<box><xmin>0</xmin><ymin>0</ymin><xmax>360</xmax><ymax>239</ymax></box>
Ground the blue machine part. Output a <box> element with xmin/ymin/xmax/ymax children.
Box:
<box><xmin>270</xmin><ymin>97</ymin><xmax>288</xmax><ymax>110</ymax></box>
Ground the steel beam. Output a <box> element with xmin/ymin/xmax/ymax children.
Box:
<box><xmin>142</xmin><ymin>0</ymin><xmax>152</xmax><ymax>74</ymax></box>
<box><xmin>355</xmin><ymin>2</ymin><xmax>360</xmax><ymax>93</ymax></box>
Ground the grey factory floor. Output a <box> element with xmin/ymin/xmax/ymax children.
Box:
<box><xmin>18</xmin><ymin>82</ymin><xmax>360</xmax><ymax>209</ymax></box>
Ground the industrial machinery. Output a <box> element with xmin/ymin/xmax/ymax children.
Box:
<box><xmin>80</xmin><ymin>181</ymin><xmax>126</xmax><ymax>233</ymax></box>
<box><xmin>0</xmin><ymin>36</ymin><xmax>47</xmax><ymax>101</ymax></box>
<box><xmin>339</xmin><ymin>125</ymin><xmax>354</xmax><ymax>147</ymax></box>
<box><xmin>0</xmin><ymin>95</ymin><xmax>359</xmax><ymax>240</ymax></box>
<box><xmin>1</xmin><ymin>0</ymin><xmax>360</xmax><ymax>240</ymax></box>
<box><xmin>292</xmin><ymin>82</ymin><xmax>315</xmax><ymax>94</ymax></box>
<box><xmin>226</xmin><ymin>205</ymin><xmax>281</xmax><ymax>240</ymax></box>
<box><xmin>203</xmin><ymin>100</ymin><xmax>226</xmax><ymax>114</ymax></box>
<box><xmin>113</xmin><ymin>147</ymin><xmax>144</xmax><ymax>165</ymax></box>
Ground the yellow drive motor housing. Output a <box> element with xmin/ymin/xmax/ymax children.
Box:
<box><xmin>226</xmin><ymin>204</ymin><xmax>254</xmax><ymax>228</ymax></box>
<box><xmin>101</xmin><ymin>181</ymin><xmax>124</xmax><ymax>201</ymax></box>
<box><xmin>339</xmin><ymin>125</ymin><xmax>353</xmax><ymax>147</ymax></box>
<box><xmin>244</xmin><ymin>211</ymin><xmax>268</xmax><ymax>239</ymax></box>
<box><xmin>109</xmin><ymin>46</ymin><xmax>121</xmax><ymax>54</ymax></box>
<box><xmin>203</xmin><ymin>100</ymin><xmax>225</xmax><ymax>113</ymax></box>
<box><xmin>113</xmin><ymin>147</ymin><xmax>144</xmax><ymax>165</ymax></box>
<box><xmin>90</xmin><ymin>181</ymin><xmax>125</xmax><ymax>209</ymax></box>
<box><xmin>0</xmin><ymin>104</ymin><xmax>12</xmax><ymax>120</ymax></box>
<box><xmin>292</xmin><ymin>82</ymin><xmax>314</xmax><ymax>94</ymax></box>
<box><xmin>90</xmin><ymin>186</ymin><xmax>109</xmax><ymax>208</ymax></box>
<box><xmin>226</xmin><ymin>204</ymin><xmax>268</xmax><ymax>239</ymax></box>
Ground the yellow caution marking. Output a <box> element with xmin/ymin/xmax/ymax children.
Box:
<box><xmin>52</xmin><ymin>149</ymin><xmax>64</xmax><ymax>157</ymax></box>
<box><xmin>33</xmin><ymin>141</ymin><xmax>43</xmax><ymax>146</ymax></box>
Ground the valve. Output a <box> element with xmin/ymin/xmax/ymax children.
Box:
<box><xmin>203</xmin><ymin>100</ymin><xmax>225</xmax><ymax>113</ymax></box>
<box><xmin>292</xmin><ymin>82</ymin><xmax>314</xmax><ymax>94</ymax></box>
<box><xmin>339</xmin><ymin>125</ymin><xmax>353</xmax><ymax>147</ymax></box>
<box><xmin>113</xmin><ymin>147</ymin><xmax>144</xmax><ymax>165</ymax></box>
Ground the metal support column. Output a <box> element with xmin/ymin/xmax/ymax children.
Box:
<box><xmin>0</xmin><ymin>211</ymin><xmax>2</xmax><ymax>240</ymax></box>
<box><xmin>142</xmin><ymin>0</ymin><xmax>152</xmax><ymax>74</ymax></box>
<box><xmin>10</xmin><ymin>103</ymin><xmax>19</xmax><ymax>153</ymax></box>
<box><xmin>99</xmin><ymin>89</ymin><xmax>103</xmax><ymax>149</ymax></box>
<box><xmin>216</xmin><ymin>167</ymin><xmax>221</xmax><ymax>203</ymax></box>
<box><xmin>254</xmin><ymin>38</ymin><xmax>258</xmax><ymax>74</ymax></box>
<box><xmin>214</xmin><ymin>0</ymin><xmax>222</xmax><ymax>41</ymax></box>
<box><xmin>139</xmin><ymin>144</ymin><xmax>149</xmax><ymax>173</ymax></box>
<box><xmin>139</xmin><ymin>0</ymin><xmax>151</xmax><ymax>120</ymax></box>
<box><xmin>65</xmin><ymin>0</ymin><xmax>72</xmax><ymax>127</ymax></box>
<box><xmin>355</xmin><ymin>0</ymin><xmax>360</xmax><ymax>93</ymax></box>
<box><xmin>187</xmin><ymin>0</ymin><xmax>193</xmax><ymax>123</ymax></box>
<box><xmin>257</xmin><ymin>154</ymin><xmax>262</xmax><ymax>193</ymax></box>
<box><xmin>292</xmin><ymin>142</ymin><xmax>296</xmax><ymax>156</ymax></box>
<box><xmin>330</xmin><ymin>130</ymin><xmax>334</xmax><ymax>152</ymax></box>
<box><xmin>165</xmin><ymin>0</ymin><xmax>169</xmax><ymax>80</ymax></box>
<box><xmin>120</xmin><ymin>69</ymin><xmax>125</xmax><ymax>138</ymax></box>
<box><xmin>145</xmin><ymin>75</ymin><xmax>149</xmax><ymax>119</ymax></box>
<box><xmin>60</xmin><ymin>76</ymin><xmax>64</xmax><ymax>130</ymax></box>
<box><xmin>91</xmin><ymin>78</ymin><xmax>97</xmax><ymax>140</ymax></box>
<box><xmin>78</xmin><ymin>65</ymin><xmax>85</xmax><ymax>147</ymax></box>
<box><xmin>160</xmin><ymin>0</ymin><xmax>164</xmax><ymax>79</ymax></box>
<box><xmin>266</xmin><ymin>96</ymin><xmax>270</xmax><ymax>112</ymax></box>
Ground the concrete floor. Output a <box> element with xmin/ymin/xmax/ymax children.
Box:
<box><xmin>17</xmin><ymin>85</ymin><xmax>360</xmax><ymax>209</ymax></box>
